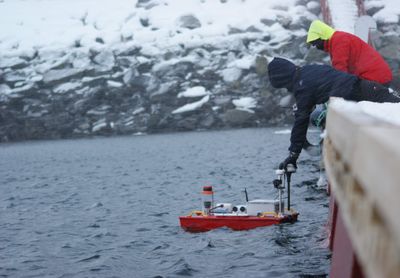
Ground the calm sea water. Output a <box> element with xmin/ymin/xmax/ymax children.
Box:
<box><xmin>0</xmin><ymin>128</ymin><xmax>330</xmax><ymax>278</ymax></box>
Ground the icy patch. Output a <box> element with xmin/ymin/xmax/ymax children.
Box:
<box><xmin>221</xmin><ymin>67</ymin><xmax>242</xmax><ymax>83</ymax></box>
<box><xmin>274</xmin><ymin>129</ymin><xmax>291</xmax><ymax>134</ymax></box>
<box><xmin>232</xmin><ymin>97</ymin><xmax>256</xmax><ymax>113</ymax></box>
<box><xmin>133</xmin><ymin>107</ymin><xmax>145</xmax><ymax>115</ymax></box>
<box><xmin>92</xmin><ymin>120</ymin><xmax>108</xmax><ymax>132</ymax></box>
<box><xmin>54</xmin><ymin>82</ymin><xmax>81</xmax><ymax>93</ymax></box>
<box><xmin>228</xmin><ymin>56</ymin><xmax>254</xmax><ymax>70</ymax></box>
<box><xmin>172</xmin><ymin>95</ymin><xmax>210</xmax><ymax>114</ymax></box>
<box><xmin>107</xmin><ymin>80</ymin><xmax>123</xmax><ymax>88</ymax></box>
<box><xmin>177</xmin><ymin>86</ymin><xmax>209</xmax><ymax>98</ymax></box>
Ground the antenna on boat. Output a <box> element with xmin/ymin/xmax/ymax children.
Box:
<box><xmin>243</xmin><ymin>188</ymin><xmax>249</xmax><ymax>202</ymax></box>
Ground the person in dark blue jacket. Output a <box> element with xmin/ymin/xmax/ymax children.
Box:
<box><xmin>268</xmin><ymin>57</ymin><xmax>400</xmax><ymax>170</ymax></box>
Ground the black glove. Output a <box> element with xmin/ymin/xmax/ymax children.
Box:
<box><xmin>279</xmin><ymin>152</ymin><xmax>299</xmax><ymax>170</ymax></box>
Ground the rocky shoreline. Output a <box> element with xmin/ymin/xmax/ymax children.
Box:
<box><xmin>0</xmin><ymin>0</ymin><xmax>398</xmax><ymax>142</ymax></box>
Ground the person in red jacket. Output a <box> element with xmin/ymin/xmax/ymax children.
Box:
<box><xmin>307</xmin><ymin>20</ymin><xmax>392</xmax><ymax>86</ymax></box>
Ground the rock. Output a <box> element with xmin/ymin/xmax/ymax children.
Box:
<box><xmin>365</xmin><ymin>2</ymin><xmax>384</xmax><ymax>16</ymax></box>
<box><xmin>0</xmin><ymin>57</ymin><xmax>28</xmax><ymax>69</ymax></box>
<box><xmin>123</xmin><ymin>68</ymin><xmax>139</xmax><ymax>85</ymax></box>
<box><xmin>228</xmin><ymin>27</ymin><xmax>244</xmax><ymax>35</ymax></box>
<box><xmin>4</xmin><ymin>70</ymin><xmax>29</xmax><ymax>83</ymax></box>
<box><xmin>213</xmin><ymin>95</ymin><xmax>232</xmax><ymax>106</ymax></box>
<box><xmin>150</xmin><ymin>81</ymin><xmax>178</xmax><ymax>102</ymax></box>
<box><xmin>306</xmin><ymin>1</ymin><xmax>320</xmax><ymax>15</ymax></box>
<box><xmin>370</xmin><ymin>31</ymin><xmax>383</xmax><ymax>48</ymax></box>
<box><xmin>290</xmin><ymin>14</ymin><xmax>313</xmax><ymax>30</ymax></box>
<box><xmin>10</xmin><ymin>83</ymin><xmax>36</xmax><ymax>95</ymax></box>
<box><xmin>29</xmin><ymin>75</ymin><xmax>43</xmax><ymax>83</ymax></box>
<box><xmin>95</xmin><ymin>37</ymin><xmax>105</xmax><ymax>44</ymax></box>
<box><xmin>304</xmin><ymin>47</ymin><xmax>327</xmax><ymax>63</ymax></box>
<box><xmin>72</xmin><ymin>54</ymin><xmax>91</xmax><ymax>69</ymax></box>
<box><xmin>0</xmin><ymin>84</ymin><xmax>11</xmax><ymax>95</ymax></box>
<box><xmin>175</xmin><ymin>115</ymin><xmax>198</xmax><ymax>130</ymax></box>
<box><xmin>279</xmin><ymin>36</ymin><xmax>308</xmax><ymax>59</ymax></box>
<box><xmin>295</xmin><ymin>0</ymin><xmax>308</xmax><ymax>5</ymax></box>
<box><xmin>116</xmin><ymin>56</ymin><xmax>137</xmax><ymax>68</ymax></box>
<box><xmin>136</xmin><ymin>0</ymin><xmax>158</xmax><ymax>9</ymax></box>
<box><xmin>140</xmin><ymin>18</ymin><xmax>150</xmax><ymax>27</ymax></box>
<box><xmin>87</xmin><ymin>105</ymin><xmax>112</xmax><ymax>116</ymax></box>
<box><xmin>82</xmin><ymin>76</ymin><xmax>108</xmax><ymax>87</ymax></box>
<box><xmin>126</xmin><ymin>74</ymin><xmax>159</xmax><ymax>92</ymax></box>
<box><xmin>115</xmin><ymin>45</ymin><xmax>142</xmax><ymax>56</ymax></box>
<box><xmin>153</xmin><ymin>61</ymin><xmax>195</xmax><ymax>79</ymax></box>
<box><xmin>93</xmin><ymin>50</ymin><xmax>115</xmax><ymax>71</ymax></box>
<box><xmin>177</xmin><ymin>14</ymin><xmax>201</xmax><ymax>30</ymax></box>
<box><xmin>43</xmin><ymin>68</ymin><xmax>86</xmax><ymax>85</ymax></box>
<box><xmin>223</xmin><ymin>109</ymin><xmax>254</xmax><ymax>126</ymax></box>
<box><xmin>54</xmin><ymin>82</ymin><xmax>82</xmax><ymax>94</ymax></box>
<box><xmin>92</xmin><ymin>65</ymin><xmax>113</xmax><ymax>75</ymax></box>
<box><xmin>73</xmin><ymin>99</ymin><xmax>88</xmax><ymax>111</ymax></box>
<box><xmin>246</xmin><ymin>26</ymin><xmax>261</xmax><ymax>33</ymax></box>
<box><xmin>381</xmin><ymin>35</ymin><xmax>400</xmax><ymax>48</ymax></box>
<box><xmin>260</xmin><ymin>18</ymin><xmax>276</xmax><ymax>27</ymax></box>
<box><xmin>276</xmin><ymin>14</ymin><xmax>292</xmax><ymax>29</ymax></box>
<box><xmin>255</xmin><ymin>55</ymin><xmax>269</xmax><ymax>76</ymax></box>
<box><xmin>35</xmin><ymin>55</ymin><xmax>71</xmax><ymax>73</ymax></box>
<box><xmin>279</xmin><ymin>94</ymin><xmax>295</xmax><ymax>108</ymax></box>
<box><xmin>379</xmin><ymin>44</ymin><xmax>400</xmax><ymax>60</ymax></box>
<box><xmin>199</xmin><ymin>113</ymin><xmax>215</xmax><ymax>128</ymax></box>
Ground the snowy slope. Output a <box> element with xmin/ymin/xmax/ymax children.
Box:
<box><xmin>0</xmin><ymin>0</ymin><xmax>311</xmax><ymax>58</ymax></box>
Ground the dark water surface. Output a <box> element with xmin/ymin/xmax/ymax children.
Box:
<box><xmin>0</xmin><ymin>128</ymin><xmax>330</xmax><ymax>278</ymax></box>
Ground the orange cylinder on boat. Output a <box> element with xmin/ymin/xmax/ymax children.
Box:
<box><xmin>202</xmin><ymin>185</ymin><xmax>213</xmax><ymax>195</ymax></box>
<box><xmin>202</xmin><ymin>186</ymin><xmax>214</xmax><ymax>215</ymax></box>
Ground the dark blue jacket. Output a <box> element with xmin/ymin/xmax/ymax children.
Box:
<box><xmin>268</xmin><ymin>58</ymin><xmax>358</xmax><ymax>153</ymax></box>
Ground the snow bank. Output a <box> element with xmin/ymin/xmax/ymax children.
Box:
<box><xmin>330</xmin><ymin>98</ymin><xmax>400</xmax><ymax>126</ymax></box>
<box><xmin>0</xmin><ymin>0</ymin><xmax>314</xmax><ymax>57</ymax></box>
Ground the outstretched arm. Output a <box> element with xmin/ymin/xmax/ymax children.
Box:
<box><xmin>289</xmin><ymin>107</ymin><xmax>311</xmax><ymax>154</ymax></box>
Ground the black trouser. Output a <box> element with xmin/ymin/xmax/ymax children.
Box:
<box><xmin>352</xmin><ymin>79</ymin><xmax>400</xmax><ymax>103</ymax></box>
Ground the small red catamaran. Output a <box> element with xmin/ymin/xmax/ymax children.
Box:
<box><xmin>179</xmin><ymin>166</ymin><xmax>299</xmax><ymax>232</ymax></box>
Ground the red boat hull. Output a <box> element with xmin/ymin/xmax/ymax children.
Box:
<box><xmin>179</xmin><ymin>213</ymin><xmax>298</xmax><ymax>232</ymax></box>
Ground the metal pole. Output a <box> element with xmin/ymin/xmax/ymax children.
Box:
<box><xmin>287</xmin><ymin>173</ymin><xmax>291</xmax><ymax>211</ymax></box>
<box><xmin>286</xmin><ymin>164</ymin><xmax>296</xmax><ymax>212</ymax></box>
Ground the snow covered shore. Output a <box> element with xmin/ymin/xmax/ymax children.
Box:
<box><xmin>0</xmin><ymin>0</ymin><xmax>399</xmax><ymax>142</ymax></box>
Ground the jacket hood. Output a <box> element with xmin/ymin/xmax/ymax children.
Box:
<box><xmin>307</xmin><ymin>20</ymin><xmax>336</xmax><ymax>43</ymax></box>
<box><xmin>268</xmin><ymin>57</ymin><xmax>296</xmax><ymax>90</ymax></box>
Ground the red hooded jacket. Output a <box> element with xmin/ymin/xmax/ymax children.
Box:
<box><xmin>325</xmin><ymin>31</ymin><xmax>392</xmax><ymax>84</ymax></box>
